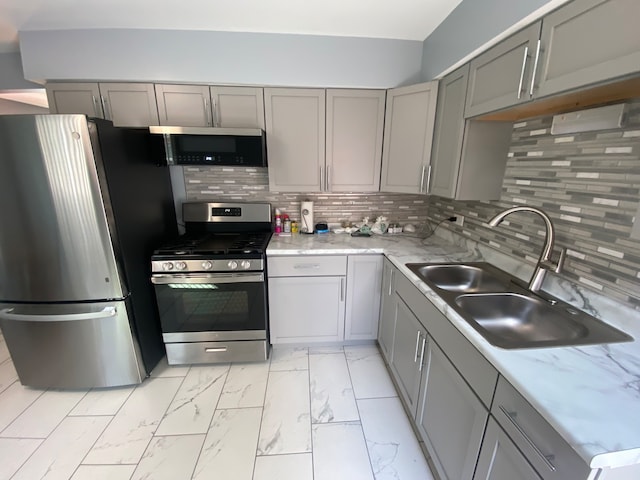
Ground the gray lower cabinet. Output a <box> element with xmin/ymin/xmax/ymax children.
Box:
<box><xmin>380</xmin><ymin>81</ymin><xmax>438</xmax><ymax>194</ymax></box>
<box><xmin>389</xmin><ymin>297</ymin><xmax>425</xmax><ymax>417</ymax></box>
<box><xmin>535</xmin><ymin>0</ymin><xmax>640</xmax><ymax>99</ymax></box>
<box><xmin>344</xmin><ymin>255</ymin><xmax>383</xmax><ymax>341</ymax></box>
<box><xmin>377</xmin><ymin>258</ymin><xmax>398</xmax><ymax>362</ymax></box>
<box><xmin>465</xmin><ymin>22</ymin><xmax>541</xmax><ymax>118</ymax></box>
<box><xmin>46</xmin><ymin>82</ymin><xmax>159</xmax><ymax>127</ymax></box>
<box><xmin>474</xmin><ymin>418</ymin><xmax>542</xmax><ymax>480</ymax></box>
<box><xmin>417</xmin><ymin>340</ymin><xmax>488</xmax><ymax>480</ymax></box>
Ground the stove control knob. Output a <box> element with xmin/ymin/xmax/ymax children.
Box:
<box><xmin>227</xmin><ymin>260</ymin><xmax>238</xmax><ymax>270</ymax></box>
<box><xmin>240</xmin><ymin>260</ymin><xmax>251</xmax><ymax>270</ymax></box>
<box><xmin>162</xmin><ymin>262</ymin><xmax>174</xmax><ymax>271</ymax></box>
<box><xmin>201</xmin><ymin>261</ymin><xmax>213</xmax><ymax>270</ymax></box>
<box><xmin>175</xmin><ymin>261</ymin><xmax>187</xmax><ymax>271</ymax></box>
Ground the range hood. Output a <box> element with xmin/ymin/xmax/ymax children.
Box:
<box><xmin>149</xmin><ymin>126</ymin><xmax>263</xmax><ymax>136</ymax></box>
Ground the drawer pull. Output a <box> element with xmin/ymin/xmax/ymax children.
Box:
<box><xmin>293</xmin><ymin>264</ymin><xmax>321</xmax><ymax>269</ymax></box>
<box><xmin>205</xmin><ymin>347</ymin><xmax>228</xmax><ymax>353</ymax></box>
<box><xmin>499</xmin><ymin>406</ymin><xmax>556</xmax><ymax>472</ymax></box>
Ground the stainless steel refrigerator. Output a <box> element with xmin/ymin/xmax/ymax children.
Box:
<box><xmin>0</xmin><ymin>114</ymin><xmax>177</xmax><ymax>388</ymax></box>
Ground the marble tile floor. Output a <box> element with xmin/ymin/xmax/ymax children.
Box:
<box><xmin>0</xmin><ymin>335</ymin><xmax>435</xmax><ymax>480</ymax></box>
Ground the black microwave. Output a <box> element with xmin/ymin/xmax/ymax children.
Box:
<box><xmin>149</xmin><ymin>126</ymin><xmax>267</xmax><ymax>167</ymax></box>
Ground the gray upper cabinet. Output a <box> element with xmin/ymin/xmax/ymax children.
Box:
<box><xmin>380</xmin><ymin>82</ymin><xmax>438</xmax><ymax>194</ymax></box>
<box><xmin>430</xmin><ymin>64</ymin><xmax>513</xmax><ymax>201</ymax></box>
<box><xmin>155</xmin><ymin>84</ymin><xmax>212</xmax><ymax>127</ymax></box>
<box><xmin>264</xmin><ymin>88</ymin><xmax>325</xmax><ymax>192</ymax></box>
<box><xmin>474</xmin><ymin>418</ymin><xmax>542</xmax><ymax>480</ymax></box>
<box><xmin>465</xmin><ymin>23</ymin><xmax>541</xmax><ymax>118</ymax></box>
<box><xmin>97</xmin><ymin>83</ymin><xmax>159</xmax><ymax>127</ymax></box>
<box><xmin>534</xmin><ymin>0</ymin><xmax>640</xmax><ymax>98</ymax></box>
<box><xmin>210</xmin><ymin>86</ymin><xmax>265</xmax><ymax>129</ymax></box>
<box><xmin>46</xmin><ymin>82</ymin><xmax>104</xmax><ymax>118</ymax></box>
<box><xmin>48</xmin><ymin>82</ymin><xmax>159</xmax><ymax>127</ymax></box>
<box><xmin>417</xmin><ymin>340</ymin><xmax>488</xmax><ymax>480</ymax></box>
<box><xmin>326</xmin><ymin>89</ymin><xmax>385</xmax><ymax>192</ymax></box>
<box><xmin>429</xmin><ymin>65</ymin><xmax>469</xmax><ymax>198</ymax></box>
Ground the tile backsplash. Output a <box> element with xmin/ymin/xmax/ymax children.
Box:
<box><xmin>181</xmin><ymin>98</ymin><xmax>640</xmax><ymax>310</ymax></box>
<box><xmin>183</xmin><ymin>167</ymin><xmax>430</xmax><ymax>226</ymax></box>
<box><xmin>429</xmin><ymin>99</ymin><xmax>640</xmax><ymax>310</ymax></box>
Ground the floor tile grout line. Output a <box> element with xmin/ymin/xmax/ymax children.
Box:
<box><xmin>0</xmin><ymin>380</ymin><xmax>46</xmax><ymax>437</ymax></box>
<box><xmin>2</xmin><ymin>436</ymin><xmax>44</xmax><ymax>480</ymax></box>
<box><xmin>251</xmin><ymin>353</ymin><xmax>274</xmax><ymax>479</ymax></box>
<box><xmin>306</xmin><ymin>347</ymin><xmax>315</xmax><ymax>480</ymax></box>
<box><xmin>185</xmin><ymin>362</ymin><xmax>232</xmax><ymax>480</ymax></box>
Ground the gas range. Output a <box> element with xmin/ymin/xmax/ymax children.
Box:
<box><xmin>150</xmin><ymin>202</ymin><xmax>273</xmax><ymax>365</ymax></box>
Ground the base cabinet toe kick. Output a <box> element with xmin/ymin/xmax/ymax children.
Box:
<box><xmin>378</xmin><ymin>258</ymin><xmax>637</xmax><ymax>480</ymax></box>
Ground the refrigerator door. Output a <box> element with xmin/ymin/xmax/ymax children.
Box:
<box><xmin>0</xmin><ymin>115</ymin><xmax>125</xmax><ymax>302</ymax></box>
<box><xmin>0</xmin><ymin>300</ymin><xmax>145</xmax><ymax>388</ymax></box>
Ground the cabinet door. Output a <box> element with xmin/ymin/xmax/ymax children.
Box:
<box><xmin>465</xmin><ymin>23</ymin><xmax>541</xmax><ymax>118</ymax></box>
<box><xmin>474</xmin><ymin>418</ymin><xmax>542</xmax><ymax>480</ymax></box>
<box><xmin>345</xmin><ymin>255</ymin><xmax>383</xmax><ymax>341</ymax></box>
<box><xmin>269</xmin><ymin>276</ymin><xmax>345</xmax><ymax>344</ymax></box>
<box><xmin>535</xmin><ymin>0</ymin><xmax>640</xmax><ymax>98</ymax></box>
<box><xmin>390</xmin><ymin>298</ymin><xmax>425</xmax><ymax>416</ymax></box>
<box><xmin>326</xmin><ymin>89</ymin><xmax>385</xmax><ymax>192</ymax></box>
<box><xmin>210</xmin><ymin>86</ymin><xmax>265</xmax><ymax>129</ymax></box>
<box><xmin>155</xmin><ymin>84</ymin><xmax>212</xmax><ymax>127</ymax></box>
<box><xmin>377</xmin><ymin>259</ymin><xmax>397</xmax><ymax>363</ymax></box>
<box><xmin>429</xmin><ymin>64</ymin><xmax>469</xmax><ymax>198</ymax></box>
<box><xmin>380</xmin><ymin>82</ymin><xmax>438</xmax><ymax>194</ymax></box>
<box><xmin>265</xmin><ymin>88</ymin><xmax>325</xmax><ymax>192</ymax></box>
<box><xmin>45</xmin><ymin>82</ymin><xmax>104</xmax><ymax>117</ymax></box>
<box><xmin>98</xmin><ymin>83</ymin><xmax>159</xmax><ymax>127</ymax></box>
<box><xmin>417</xmin><ymin>341</ymin><xmax>488</xmax><ymax>480</ymax></box>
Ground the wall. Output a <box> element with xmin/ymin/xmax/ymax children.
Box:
<box><xmin>0</xmin><ymin>98</ymin><xmax>49</xmax><ymax>114</ymax></box>
<box><xmin>0</xmin><ymin>52</ymin><xmax>42</xmax><ymax>89</ymax></box>
<box><xmin>429</xmin><ymin>99</ymin><xmax>640</xmax><ymax>310</ymax></box>
<box><xmin>19</xmin><ymin>29</ymin><xmax>423</xmax><ymax>88</ymax></box>
<box><xmin>181</xmin><ymin>166</ymin><xmax>429</xmax><ymax>227</ymax></box>
<box><xmin>420</xmin><ymin>0</ymin><xmax>561</xmax><ymax>80</ymax></box>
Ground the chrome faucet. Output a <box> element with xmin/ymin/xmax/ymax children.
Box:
<box><xmin>488</xmin><ymin>206</ymin><xmax>566</xmax><ymax>293</ymax></box>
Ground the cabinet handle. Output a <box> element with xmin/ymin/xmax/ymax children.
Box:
<box><xmin>414</xmin><ymin>330</ymin><xmax>422</xmax><ymax>362</ymax></box>
<box><xmin>419</xmin><ymin>165</ymin><xmax>426</xmax><ymax>193</ymax></box>
<box><xmin>293</xmin><ymin>264</ymin><xmax>320</xmax><ymax>270</ymax></box>
<box><xmin>529</xmin><ymin>40</ymin><xmax>541</xmax><ymax>97</ymax></box>
<box><xmin>340</xmin><ymin>277</ymin><xmax>345</xmax><ymax>302</ymax></box>
<box><xmin>92</xmin><ymin>95</ymin><xmax>99</xmax><ymax>116</ymax></box>
<box><xmin>418</xmin><ymin>335</ymin><xmax>427</xmax><ymax>371</ymax></box>
<box><xmin>388</xmin><ymin>270</ymin><xmax>394</xmax><ymax>296</ymax></box>
<box><xmin>211</xmin><ymin>98</ymin><xmax>218</xmax><ymax>127</ymax></box>
<box><xmin>100</xmin><ymin>96</ymin><xmax>110</xmax><ymax>120</ymax></box>
<box><xmin>320</xmin><ymin>166</ymin><xmax>324</xmax><ymax>192</ymax></box>
<box><xmin>498</xmin><ymin>406</ymin><xmax>557</xmax><ymax>472</ymax></box>
<box><xmin>517</xmin><ymin>46</ymin><xmax>529</xmax><ymax>99</ymax></box>
<box><xmin>203</xmin><ymin>97</ymin><xmax>211</xmax><ymax>126</ymax></box>
<box><xmin>326</xmin><ymin>165</ymin><xmax>331</xmax><ymax>191</ymax></box>
<box><xmin>425</xmin><ymin>165</ymin><xmax>432</xmax><ymax>194</ymax></box>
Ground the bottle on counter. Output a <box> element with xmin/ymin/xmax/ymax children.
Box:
<box><xmin>283</xmin><ymin>214</ymin><xmax>291</xmax><ymax>233</ymax></box>
<box><xmin>291</xmin><ymin>221</ymin><xmax>299</xmax><ymax>234</ymax></box>
<box><xmin>274</xmin><ymin>209</ymin><xmax>282</xmax><ymax>234</ymax></box>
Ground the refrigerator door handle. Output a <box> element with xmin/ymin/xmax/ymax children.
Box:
<box><xmin>0</xmin><ymin>306</ymin><xmax>117</xmax><ymax>322</ymax></box>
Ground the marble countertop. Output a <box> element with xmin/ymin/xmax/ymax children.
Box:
<box><xmin>267</xmin><ymin>232</ymin><xmax>640</xmax><ymax>471</ymax></box>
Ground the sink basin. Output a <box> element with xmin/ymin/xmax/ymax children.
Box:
<box><xmin>406</xmin><ymin>263</ymin><xmax>508</xmax><ymax>292</ymax></box>
<box><xmin>454</xmin><ymin>293</ymin><xmax>632</xmax><ymax>349</ymax></box>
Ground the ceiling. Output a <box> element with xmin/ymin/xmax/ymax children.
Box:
<box><xmin>0</xmin><ymin>0</ymin><xmax>464</xmax><ymax>53</ymax></box>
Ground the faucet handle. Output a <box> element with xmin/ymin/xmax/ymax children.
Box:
<box><xmin>553</xmin><ymin>247</ymin><xmax>566</xmax><ymax>273</ymax></box>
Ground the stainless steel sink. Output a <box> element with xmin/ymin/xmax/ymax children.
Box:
<box><xmin>405</xmin><ymin>262</ymin><xmax>633</xmax><ymax>349</ymax></box>
<box><xmin>407</xmin><ymin>264</ymin><xmax>506</xmax><ymax>292</ymax></box>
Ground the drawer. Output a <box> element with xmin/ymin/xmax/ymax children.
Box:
<box><xmin>165</xmin><ymin>340</ymin><xmax>268</xmax><ymax>365</ymax></box>
<box><xmin>267</xmin><ymin>255</ymin><xmax>347</xmax><ymax>277</ymax></box>
<box><xmin>396</xmin><ymin>272</ymin><xmax>498</xmax><ymax>408</ymax></box>
<box><xmin>492</xmin><ymin>377</ymin><xmax>590</xmax><ymax>480</ymax></box>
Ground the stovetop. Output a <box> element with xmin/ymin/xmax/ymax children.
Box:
<box><xmin>153</xmin><ymin>231</ymin><xmax>272</xmax><ymax>257</ymax></box>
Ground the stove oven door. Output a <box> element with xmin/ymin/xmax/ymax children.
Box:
<box><xmin>151</xmin><ymin>273</ymin><xmax>267</xmax><ymax>342</ymax></box>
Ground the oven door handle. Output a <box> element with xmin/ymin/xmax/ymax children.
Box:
<box><xmin>151</xmin><ymin>273</ymin><xmax>264</xmax><ymax>284</ymax></box>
